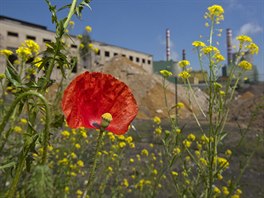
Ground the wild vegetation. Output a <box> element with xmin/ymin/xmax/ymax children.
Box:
<box><xmin>0</xmin><ymin>1</ymin><xmax>262</xmax><ymax>198</ymax></box>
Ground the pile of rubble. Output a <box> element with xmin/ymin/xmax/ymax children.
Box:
<box><xmin>92</xmin><ymin>56</ymin><xmax>209</xmax><ymax>119</ymax></box>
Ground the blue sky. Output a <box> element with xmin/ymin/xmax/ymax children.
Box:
<box><xmin>1</xmin><ymin>0</ymin><xmax>263</xmax><ymax>80</ymax></box>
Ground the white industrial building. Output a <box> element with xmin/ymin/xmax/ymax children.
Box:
<box><xmin>0</xmin><ymin>15</ymin><xmax>153</xmax><ymax>80</ymax></box>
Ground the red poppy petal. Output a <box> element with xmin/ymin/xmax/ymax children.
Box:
<box><xmin>62</xmin><ymin>72</ymin><xmax>138</xmax><ymax>134</ymax></box>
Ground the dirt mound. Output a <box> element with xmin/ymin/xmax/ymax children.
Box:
<box><xmin>229</xmin><ymin>85</ymin><xmax>264</xmax><ymax>129</ymax></box>
<box><xmin>92</xmin><ymin>56</ymin><xmax>208</xmax><ymax>119</ymax></box>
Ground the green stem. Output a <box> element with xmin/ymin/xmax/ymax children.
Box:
<box><xmin>63</xmin><ymin>0</ymin><xmax>78</xmax><ymax>29</ymax></box>
<box><xmin>0</xmin><ymin>91</ymin><xmax>50</xmax><ymax>164</ymax></box>
<box><xmin>6</xmin><ymin>135</ymin><xmax>38</xmax><ymax>198</ymax></box>
<box><xmin>82</xmin><ymin>130</ymin><xmax>104</xmax><ymax>198</ymax></box>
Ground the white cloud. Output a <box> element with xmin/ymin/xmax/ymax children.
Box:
<box><xmin>226</xmin><ymin>0</ymin><xmax>243</xmax><ymax>10</ymax></box>
<box><xmin>239</xmin><ymin>23</ymin><xmax>263</xmax><ymax>35</ymax></box>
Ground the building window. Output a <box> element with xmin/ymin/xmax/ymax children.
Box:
<box><xmin>7</xmin><ymin>31</ymin><xmax>18</xmax><ymax>37</ymax></box>
<box><xmin>97</xmin><ymin>50</ymin><xmax>101</xmax><ymax>56</ymax></box>
<box><xmin>105</xmin><ymin>51</ymin><xmax>110</xmax><ymax>57</ymax></box>
<box><xmin>71</xmin><ymin>44</ymin><xmax>77</xmax><ymax>49</ymax></box>
<box><xmin>122</xmin><ymin>54</ymin><xmax>126</xmax><ymax>58</ymax></box>
<box><xmin>114</xmin><ymin>53</ymin><xmax>118</xmax><ymax>56</ymax></box>
<box><xmin>43</xmin><ymin>38</ymin><xmax>51</xmax><ymax>43</ymax></box>
<box><xmin>142</xmin><ymin>59</ymin><xmax>145</xmax><ymax>64</ymax></box>
<box><xmin>26</xmin><ymin>35</ymin><xmax>36</xmax><ymax>40</ymax></box>
<box><xmin>148</xmin><ymin>60</ymin><xmax>151</xmax><ymax>64</ymax></box>
<box><xmin>136</xmin><ymin>57</ymin><xmax>140</xmax><ymax>63</ymax></box>
<box><xmin>129</xmin><ymin>56</ymin><xmax>133</xmax><ymax>61</ymax></box>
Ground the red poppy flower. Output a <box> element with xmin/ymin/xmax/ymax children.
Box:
<box><xmin>62</xmin><ymin>71</ymin><xmax>138</xmax><ymax>135</ymax></box>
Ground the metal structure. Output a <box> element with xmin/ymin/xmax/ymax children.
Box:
<box><xmin>166</xmin><ymin>28</ymin><xmax>171</xmax><ymax>61</ymax></box>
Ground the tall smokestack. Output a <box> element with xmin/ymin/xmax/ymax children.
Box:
<box><xmin>166</xmin><ymin>28</ymin><xmax>171</xmax><ymax>61</ymax></box>
<box><xmin>226</xmin><ymin>28</ymin><xmax>232</xmax><ymax>66</ymax></box>
<box><xmin>182</xmin><ymin>49</ymin><xmax>186</xmax><ymax>60</ymax></box>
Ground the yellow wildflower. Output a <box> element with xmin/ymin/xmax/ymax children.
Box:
<box><xmin>176</xmin><ymin>102</ymin><xmax>185</xmax><ymax>108</ymax></box>
<box><xmin>130</xmin><ymin>158</ymin><xmax>134</xmax><ymax>163</ymax></box>
<box><xmin>14</xmin><ymin>126</ymin><xmax>22</xmax><ymax>133</ymax></box>
<box><xmin>183</xmin><ymin>139</ymin><xmax>191</xmax><ymax>148</ymax></box>
<box><xmin>187</xmin><ymin>133</ymin><xmax>196</xmax><ymax>141</ymax></box>
<box><xmin>16</xmin><ymin>46</ymin><xmax>32</xmax><ymax>60</ymax></box>
<box><xmin>24</xmin><ymin>40</ymin><xmax>40</xmax><ymax>54</ymax></box>
<box><xmin>178</xmin><ymin>60</ymin><xmax>190</xmax><ymax>68</ymax></box>
<box><xmin>171</xmin><ymin>171</ymin><xmax>178</xmax><ymax>176</ymax></box>
<box><xmin>176</xmin><ymin>128</ymin><xmax>181</xmax><ymax>134</ymax></box>
<box><xmin>160</xmin><ymin>69</ymin><xmax>172</xmax><ymax>78</ymax></box>
<box><xmin>71</xmin><ymin>152</ymin><xmax>77</xmax><ymax>159</ymax></box>
<box><xmin>217</xmin><ymin>174</ymin><xmax>223</xmax><ymax>180</ymax></box>
<box><xmin>236</xmin><ymin>189</ymin><xmax>242</xmax><ymax>195</ymax></box>
<box><xmin>199</xmin><ymin>157</ymin><xmax>208</xmax><ymax>166</ymax></box>
<box><xmin>75</xmin><ymin>143</ymin><xmax>81</xmax><ymax>149</ymax></box>
<box><xmin>238</xmin><ymin>60</ymin><xmax>252</xmax><ymax>70</ymax></box>
<box><xmin>61</xmin><ymin>130</ymin><xmax>70</xmax><ymax>138</ymax></box>
<box><xmin>192</xmin><ymin>41</ymin><xmax>206</xmax><ymax>48</ymax></box>
<box><xmin>154</xmin><ymin>126</ymin><xmax>162</xmax><ymax>135</ymax></box>
<box><xmin>129</xmin><ymin>142</ymin><xmax>135</xmax><ymax>148</ymax></box>
<box><xmin>246</xmin><ymin>43</ymin><xmax>259</xmax><ymax>54</ymax></box>
<box><xmin>76</xmin><ymin>189</ymin><xmax>83</xmax><ymax>195</ymax></box>
<box><xmin>213</xmin><ymin>53</ymin><xmax>225</xmax><ymax>62</ymax></box>
<box><xmin>69</xmin><ymin>20</ymin><xmax>75</xmax><ymax>26</ymax></box>
<box><xmin>214</xmin><ymin>186</ymin><xmax>221</xmax><ymax>194</ymax></box>
<box><xmin>178</xmin><ymin>71</ymin><xmax>190</xmax><ymax>79</ymax></box>
<box><xmin>219</xmin><ymin>90</ymin><xmax>225</xmax><ymax>96</ymax></box>
<box><xmin>64</xmin><ymin>186</ymin><xmax>70</xmax><ymax>193</ymax></box>
<box><xmin>153</xmin><ymin>116</ymin><xmax>161</xmax><ymax>124</ymax></box>
<box><xmin>201</xmin><ymin>46</ymin><xmax>219</xmax><ymax>54</ymax></box>
<box><xmin>225</xmin><ymin>149</ymin><xmax>232</xmax><ymax>156</ymax></box>
<box><xmin>85</xmin><ymin>26</ymin><xmax>92</xmax><ymax>32</ymax></box>
<box><xmin>107</xmin><ymin>166</ymin><xmax>113</xmax><ymax>172</ymax></box>
<box><xmin>20</xmin><ymin>118</ymin><xmax>27</xmax><ymax>124</ymax></box>
<box><xmin>173</xmin><ymin>147</ymin><xmax>181</xmax><ymax>155</ymax></box>
<box><xmin>122</xmin><ymin>179</ymin><xmax>129</xmax><ymax>188</ymax></box>
<box><xmin>207</xmin><ymin>5</ymin><xmax>224</xmax><ymax>17</ymax></box>
<box><xmin>119</xmin><ymin>142</ymin><xmax>126</xmax><ymax>148</ymax></box>
<box><xmin>0</xmin><ymin>49</ymin><xmax>13</xmax><ymax>57</ymax></box>
<box><xmin>79</xmin><ymin>43</ymin><xmax>84</xmax><ymax>49</ymax></box>
<box><xmin>126</xmin><ymin>136</ymin><xmax>133</xmax><ymax>143</ymax></box>
<box><xmin>141</xmin><ymin>149</ymin><xmax>149</xmax><ymax>156</ymax></box>
<box><xmin>33</xmin><ymin>57</ymin><xmax>42</xmax><ymax>68</ymax></box>
<box><xmin>0</xmin><ymin>73</ymin><xmax>6</xmax><ymax>80</ymax></box>
<box><xmin>231</xmin><ymin>195</ymin><xmax>240</xmax><ymax>198</ymax></box>
<box><xmin>77</xmin><ymin>160</ymin><xmax>84</xmax><ymax>167</ymax></box>
<box><xmin>236</xmin><ymin>35</ymin><xmax>252</xmax><ymax>43</ymax></box>
<box><xmin>152</xmin><ymin>169</ymin><xmax>158</xmax><ymax>175</ymax></box>
<box><xmin>222</xmin><ymin>186</ymin><xmax>229</xmax><ymax>195</ymax></box>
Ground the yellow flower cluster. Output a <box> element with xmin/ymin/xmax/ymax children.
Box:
<box><xmin>153</xmin><ymin>116</ymin><xmax>161</xmax><ymax>124</ymax></box>
<box><xmin>213</xmin><ymin>53</ymin><xmax>225</xmax><ymax>62</ymax></box>
<box><xmin>0</xmin><ymin>49</ymin><xmax>13</xmax><ymax>57</ymax></box>
<box><xmin>178</xmin><ymin>71</ymin><xmax>191</xmax><ymax>79</ymax></box>
<box><xmin>236</xmin><ymin>35</ymin><xmax>252</xmax><ymax>43</ymax></box>
<box><xmin>178</xmin><ymin>60</ymin><xmax>190</xmax><ymax>68</ymax></box>
<box><xmin>205</xmin><ymin>5</ymin><xmax>224</xmax><ymax>24</ymax></box>
<box><xmin>192</xmin><ymin>41</ymin><xmax>206</xmax><ymax>48</ymax></box>
<box><xmin>201</xmin><ymin>46</ymin><xmax>219</xmax><ymax>55</ymax></box>
<box><xmin>160</xmin><ymin>69</ymin><xmax>172</xmax><ymax>78</ymax></box>
<box><xmin>85</xmin><ymin>25</ymin><xmax>92</xmax><ymax>32</ymax></box>
<box><xmin>238</xmin><ymin>60</ymin><xmax>252</xmax><ymax>71</ymax></box>
<box><xmin>246</xmin><ymin>43</ymin><xmax>259</xmax><ymax>55</ymax></box>
<box><xmin>176</xmin><ymin>102</ymin><xmax>184</xmax><ymax>108</ymax></box>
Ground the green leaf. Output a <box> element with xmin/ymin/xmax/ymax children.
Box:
<box><xmin>0</xmin><ymin>161</ymin><xmax>16</xmax><ymax>171</ymax></box>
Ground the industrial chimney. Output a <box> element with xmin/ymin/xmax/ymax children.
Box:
<box><xmin>226</xmin><ymin>28</ymin><xmax>232</xmax><ymax>66</ymax></box>
<box><xmin>166</xmin><ymin>28</ymin><xmax>171</xmax><ymax>61</ymax></box>
<box><xmin>182</xmin><ymin>49</ymin><xmax>186</xmax><ymax>60</ymax></box>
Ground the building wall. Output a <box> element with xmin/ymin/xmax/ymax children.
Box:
<box><xmin>0</xmin><ymin>16</ymin><xmax>153</xmax><ymax>81</ymax></box>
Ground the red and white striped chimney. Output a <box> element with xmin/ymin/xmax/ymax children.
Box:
<box><xmin>226</xmin><ymin>28</ymin><xmax>232</xmax><ymax>65</ymax></box>
<box><xmin>166</xmin><ymin>28</ymin><xmax>171</xmax><ymax>61</ymax></box>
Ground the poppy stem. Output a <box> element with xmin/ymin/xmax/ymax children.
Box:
<box><xmin>82</xmin><ymin>129</ymin><xmax>105</xmax><ymax>198</ymax></box>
